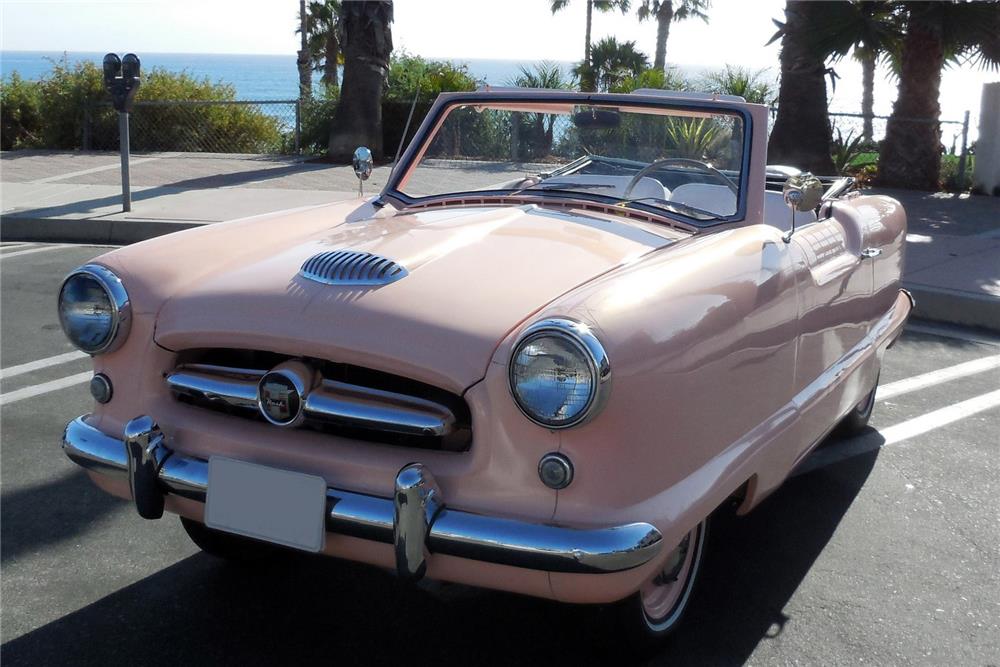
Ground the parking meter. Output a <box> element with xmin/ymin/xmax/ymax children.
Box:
<box><xmin>103</xmin><ymin>52</ymin><xmax>140</xmax><ymax>113</ymax></box>
<box><xmin>103</xmin><ymin>53</ymin><xmax>140</xmax><ymax>211</ymax></box>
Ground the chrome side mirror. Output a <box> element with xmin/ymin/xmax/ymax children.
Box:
<box><xmin>353</xmin><ymin>146</ymin><xmax>373</xmax><ymax>197</ymax></box>
<box><xmin>781</xmin><ymin>172</ymin><xmax>823</xmax><ymax>243</ymax></box>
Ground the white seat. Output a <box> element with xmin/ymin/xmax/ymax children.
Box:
<box><xmin>763</xmin><ymin>191</ymin><xmax>816</xmax><ymax>232</ymax></box>
<box><xmin>668</xmin><ymin>183</ymin><xmax>737</xmax><ymax>217</ymax></box>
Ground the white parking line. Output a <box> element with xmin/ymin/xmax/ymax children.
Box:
<box><xmin>797</xmin><ymin>388</ymin><xmax>1000</xmax><ymax>475</ymax></box>
<box><xmin>0</xmin><ymin>350</ymin><xmax>89</xmax><ymax>379</ymax></box>
<box><xmin>0</xmin><ymin>245</ymin><xmax>71</xmax><ymax>259</ymax></box>
<box><xmin>1</xmin><ymin>243</ymin><xmax>35</xmax><ymax>251</ymax></box>
<box><xmin>905</xmin><ymin>321</ymin><xmax>1000</xmax><ymax>346</ymax></box>
<box><xmin>0</xmin><ymin>371</ymin><xmax>91</xmax><ymax>406</ymax></box>
<box><xmin>879</xmin><ymin>388</ymin><xmax>1000</xmax><ymax>446</ymax></box>
<box><xmin>877</xmin><ymin>354</ymin><xmax>1000</xmax><ymax>401</ymax></box>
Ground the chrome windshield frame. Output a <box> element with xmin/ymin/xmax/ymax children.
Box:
<box><xmin>381</xmin><ymin>90</ymin><xmax>755</xmax><ymax>229</ymax></box>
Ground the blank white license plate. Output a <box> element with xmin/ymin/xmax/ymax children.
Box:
<box><xmin>205</xmin><ymin>457</ymin><xmax>327</xmax><ymax>552</ymax></box>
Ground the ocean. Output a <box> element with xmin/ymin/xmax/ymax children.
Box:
<box><xmin>1</xmin><ymin>50</ymin><xmax>987</xmax><ymax>142</ymax></box>
<box><xmin>0</xmin><ymin>51</ymin><xmax>575</xmax><ymax>100</ymax></box>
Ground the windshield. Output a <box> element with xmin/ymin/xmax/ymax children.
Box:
<box><xmin>395</xmin><ymin>100</ymin><xmax>747</xmax><ymax>222</ymax></box>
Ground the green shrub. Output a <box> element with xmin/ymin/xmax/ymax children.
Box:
<box><xmin>0</xmin><ymin>72</ymin><xmax>42</xmax><ymax>149</ymax></box>
<box><xmin>2</xmin><ymin>56</ymin><xmax>283</xmax><ymax>153</ymax></box>
<box><xmin>299</xmin><ymin>84</ymin><xmax>340</xmax><ymax>154</ymax></box>
<box><xmin>941</xmin><ymin>153</ymin><xmax>974</xmax><ymax>192</ymax></box>
<box><xmin>700</xmin><ymin>65</ymin><xmax>775</xmax><ymax>105</ymax></box>
<box><xmin>611</xmin><ymin>67</ymin><xmax>689</xmax><ymax>94</ymax></box>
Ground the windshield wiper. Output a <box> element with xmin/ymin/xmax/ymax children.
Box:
<box><xmin>619</xmin><ymin>197</ymin><xmax>725</xmax><ymax>221</ymax></box>
<box><xmin>508</xmin><ymin>181</ymin><xmax>618</xmax><ymax>197</ymax></box>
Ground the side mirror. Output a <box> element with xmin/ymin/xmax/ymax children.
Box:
<box><xmin>353</xmin><ymin>146</ymin><xmax>373</xmax><ymax>197</ymax></box>
<box><xmin>781</xmin><ymin>172</ymin><xmax>823</xmax><ymax>242</ymax></box>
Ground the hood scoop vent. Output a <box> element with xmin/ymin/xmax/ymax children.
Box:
<box><xmin>299</xmin><ymin>250</ymin><xmax>408</xmax><ymax>286</ymax></box>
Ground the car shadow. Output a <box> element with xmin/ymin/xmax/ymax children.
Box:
<box><xmin>0</xmin><ymin>469</ymin><xmax>124</xmax><ymax>564</ymax></box>
<box><xmin>1</xmin><ymin>447</ymin><xmax>878</xmax><ymax>667</ymax></box>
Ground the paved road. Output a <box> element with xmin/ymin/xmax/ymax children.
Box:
<box><xmin>2</xmin><ymin>243</ymin><xmax>998</xmax><ymax>666</ymax></box>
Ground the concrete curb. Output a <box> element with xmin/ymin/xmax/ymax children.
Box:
<box><xmin>1</xmin><ymin>215</ymin><xmax>201</xmax><ymax>245</ymax></box>
<box><xmin>903</xmin><ymin>282</ymin><xmax>1000</xmax><ymax>333</ymax></box>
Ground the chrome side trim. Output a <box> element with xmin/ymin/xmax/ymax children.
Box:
<box><xmin>63</xmin><ymin>416</ymin><xmax>662</xmax><ymax>575</ymax></box>
<box><xmin>166</xmin><ymin>367</ymin><xmax>456</xmax><ymax>437</ymax></box>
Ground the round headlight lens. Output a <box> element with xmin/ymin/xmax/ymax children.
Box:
<box><xmin>58</xmin><ymin>265</ymin><xmax>130</xmax><ymax>354</ymax></box>
<box><xmin>510</xmin><ymin>329</ymin><xmax>599</xmax><ymax>428</ymax></box>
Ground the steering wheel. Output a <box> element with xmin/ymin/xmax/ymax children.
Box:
<box><xmin>623</xmin><ymin>157</ymin><xmax>739</xmax><ymax>200</ymax></box>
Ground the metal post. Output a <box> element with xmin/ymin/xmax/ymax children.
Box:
<box><xmin>294</xmin><ymin>99</ymin><xmax>302</xmax><ymax>154</ymax></box>
<box><xmin>83</xmin><ymin>106</ymin><xmax>92</xmax><ymax>151</ymax></box>
<box><xmin>119</xmin><ymin>111</ymin><xmax>132</xmax><ymax>212</ymax></box>
<box><xmin>511</xmin><ymin>112</ymin><xmax>521</xmax><ymax>162</ymax></box>
<box><xmin>956</xmin><ymin>110</ymin><xmax>970</xmax><ymax>191</ymax></box>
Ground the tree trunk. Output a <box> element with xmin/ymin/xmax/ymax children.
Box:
<box><xmin>877</xmin><ymin>17</ymin><xmax>943</xmax><ymax>190</ymax></box>
<box><xmin>328</xmin><ymin>1</ymin><xmax>393</xmax><ymax>161</ymax></box>
<box><xmin>323</xmin><ymin>29</ymin><xmax>339</xmax><ymax>88</ymax></box>
<box><xmin>585</xmin><ymin>0</ymin><xmax>593</xmax><ymax>65</ymax></box>
<box><xmin>767</xmin><ymin>1</ymin><xmax>835</xmax><ymax>174</ymax></box>
<box><xmin>653</xmin><ymin>0</ymin><xmax>673</xmax><ymax>72</ymax></box>
<box><xmin>297</xmin><ymin>0</ymin><xmax>312</xmax><ymax>99</ymax></box>
<box><xmin>859</xmin><ymin>49</ymin><xmax>875</xmax><ymax>142</ymax></box>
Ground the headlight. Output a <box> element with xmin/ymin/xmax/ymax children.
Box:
<box><xmin>58</xmin><ymin>264</ymin><xmax>131</xmax><ymax>354</ymax></box>
<box><xmin>509</xmin><ymin>318</ymin><xmax>610</xmax><ymax>428</ymax></box>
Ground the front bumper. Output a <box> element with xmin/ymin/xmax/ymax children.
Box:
<box><xmin>63</xmin><ymin>415</ymin><xmax>663</xmax><ymax>579</ymax></box>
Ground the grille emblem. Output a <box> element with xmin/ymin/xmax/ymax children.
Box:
<box><xmin>300</xmin><ymin>250</ymin><xmax>408</xmax><ymax>286</ymax></box>
<box><xmin>257</xmin><ymin>367</ymin><xmax>307</xmax><ymax>427</ymax></box>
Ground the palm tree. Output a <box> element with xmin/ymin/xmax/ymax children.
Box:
<box><xmin>767</xmin><ymin>1</ymin><xmax>836</xmax><ymax>174</ymax></box>
<box><xmin>636</xmin><ymin>0</ymin><xmax>711</xmax><ymax>72</ymax></box>
<box><xmin>306</xmin><ymin>1</ymin><xmax>343</xmax><ymax>88</ymax></box>
<box><xmin>878</xmin><ymin>1</ymin><xmax>1000</xmax><ymax>189</ymax></box>
<box><xmin>550</xmin><ymin>0</ymin><xmax>631</xmax><ymax>91</ymax></box>
<box><xmin>807</xmin><ymin>1</ymin><xmax>901</xmax><ymax>142</ymax></box>
<box><xmin>508</xmin><ymin>62</ymin><xmax>575</xmax><ymax>156</ymax></box>
<box><xmin>296</xmin><ymin>0</ymin><xmax>311</xmax><ymax>99</ymax></box>
<box><xmin>328</xmin><ymin>1</ymin><xmax>393</xmax><ymax>161</ymax></box>
<box><xmin>585</xmin><ymin>37</ymin><xmax>649</xmax><ymax>92</ymax></box>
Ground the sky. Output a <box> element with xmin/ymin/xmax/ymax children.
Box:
<box><xmin>0</xmin><ymin>0</ymin><xmax>784</xmax><ymax>66</ymax></box>
<box><xmin>1</xmin><ymin>0</ymin><xmax>996</xmax><ymax>135</ymax></box>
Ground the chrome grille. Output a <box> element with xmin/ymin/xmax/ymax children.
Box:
<box><xmin>166</xmin><ymin>352</ymin><xmax>471</xmax><ymax>452</ymax></box>
<box><xmin>299</xmin><ymin>250</ymin><xmax>407</xmax><ymax>286</ymax></box>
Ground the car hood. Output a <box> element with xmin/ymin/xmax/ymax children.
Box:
<box><xmin>152</xmin><ymin>203</ymin><xmax>674</xmax><ymax>393</ymax></box>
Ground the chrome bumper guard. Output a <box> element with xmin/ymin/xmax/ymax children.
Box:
<box><xmin>63</xmin><ymin>416</ymin><xmax>663</xmax><ymax>579</ymax></box>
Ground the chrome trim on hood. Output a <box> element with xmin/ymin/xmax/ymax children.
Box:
<box><xmin>299</xmin><ymin>250</ymin><xmax>408</xmax><ymax>286</ymax></box>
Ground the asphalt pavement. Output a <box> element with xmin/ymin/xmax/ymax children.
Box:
<box><xmin>1</xmin><ymin>243</ymin><xmax>998</xmax><ymax>666</ymax></box>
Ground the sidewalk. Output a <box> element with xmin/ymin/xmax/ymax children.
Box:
<box><xmin>2</xmin><ymin>151</ymin><xmax>998</xmax><ymax>330</ymax></box>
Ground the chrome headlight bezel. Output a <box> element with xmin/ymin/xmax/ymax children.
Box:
<box><xmin>58</xmin><ymin>264</ymin><xmax>131</xmax><ymax>355</ymax></box>
<box><xmin>508</xmin><ymin>318</ymin><xmax>611</xmax><ymax>429</ymax></box>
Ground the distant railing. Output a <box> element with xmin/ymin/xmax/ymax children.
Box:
<box><xmin>767</xmin><ymin>106</ymin><xmax>972</xmax><ymax>188</ymax></box>
<box><xmin>83</xmin><ymin>99</ymin><xmax>302</xmax><ymax>155</ymax></box>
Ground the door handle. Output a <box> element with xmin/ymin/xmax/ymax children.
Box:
<box><xmin>860</xmin><ymin>247</ymin><xmax>882</xmax><ymax>259</ymax></box>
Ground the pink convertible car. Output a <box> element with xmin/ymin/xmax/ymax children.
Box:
<box><xmin>60</xmin><ymin>88</ymin><xmax>911</xmax><ymax>641</ymax></box>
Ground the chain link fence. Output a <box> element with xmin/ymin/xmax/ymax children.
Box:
<box><xmin>83</xmin><ymin>100</ymin><xmax>301</xmax><ymax>154</ymax></box>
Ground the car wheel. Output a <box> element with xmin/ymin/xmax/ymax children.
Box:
<box><xmin>611</xmin><ymin>519</ymin><xmax>708</xmax><ymax>646</ymax></box>
<box><xmin>838</xmin><ymin>373</ymin><xmax>879</xmax><ymax>436</ymax></box>
<box><xmin>180</xmin><ymin>517</ymin><xmax>279</xmax><ymax>563</ymax></box>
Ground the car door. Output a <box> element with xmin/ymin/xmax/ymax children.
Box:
<box><xmin>789</xmin><ymin>203</ymin><xmax>873</xmax><ymax>452</ymax></box>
